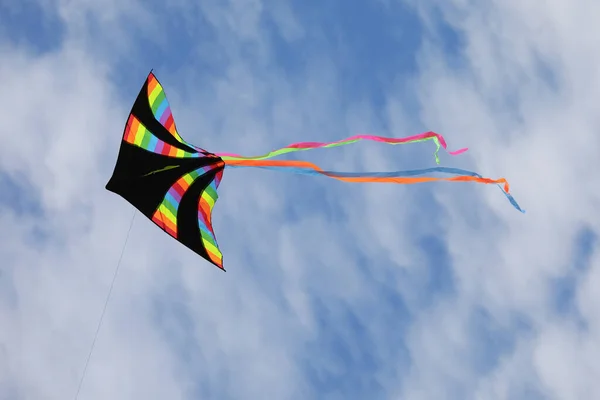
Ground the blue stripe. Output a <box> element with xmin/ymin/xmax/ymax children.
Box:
<box><xmin>155</xmin><ymin>98</ymin><xmax>168</xmax><ymax>121</ymax></box>
<box><xmin>148</xmin><ymin>135</ymin><xmax>159</xmax><ymax>152</ymax></box>
<box><xmin>226</xmin><ymin>164</ymin><xmax>525</xmax><ymax>213</ymax></box>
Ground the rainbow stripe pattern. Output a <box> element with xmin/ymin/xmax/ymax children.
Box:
<box><xmin>198</xmin><ymin>168</ymin><xmax>224</xmax><ymax>266</ymax></box>
<box><xmin>124</xmin><ymin>114</ymin><xmax>201</xmax><ymax>158</ymax></box>
<box><xmin>146</xmin><ymin>72</ymin><xmax>211</xmax><ymax>154</ymax></box>
<box><xmin>147</xmin><ymin>72</ymin><xmax>184</xmax><ymax>144</ymax></box>
<box><xmin>152</xmin><ymin>164</ymin><xmax>224</xmax><ymax>267</ymax></box>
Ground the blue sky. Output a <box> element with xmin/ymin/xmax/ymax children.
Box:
<box><xmin>1</xmin><ymin>0</ymin><xmax>599</xmax><ymax>399</ymax></box>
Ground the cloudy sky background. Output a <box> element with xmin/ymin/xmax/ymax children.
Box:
<box><xmin>1</xmin><ymin>0</ymin><xmax>599</xmax><ymax>399</ymax></box>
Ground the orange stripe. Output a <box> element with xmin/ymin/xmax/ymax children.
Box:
<box><xmin>124</xmin><ymin>121</ymin><xmax>134</xmax><ymax>142</ymax></box>
<box><xmin>163</xmin><ymin>216</ymin><xmax>178</xmax><ymax>234</ymax></box>
<box><xmin>224</xmin><ymin>159</ymin><xmax>511</xmax><ymax>193</ymax></box>
<box><xmin>328</xmin><ymin>175</ymin><xmax>510</xmax><ymax>192</ymax></box>
<box><xmin>130</xmin><ymin>117</ymin><xmax>140</xmax><ymax>137</ymax></box>
<box><xmin>148</xmin><ymin>75</ymin><xmax>158</xmax><ymax>93</ymax></box>
<box><xmin>199</xmin><ymin>198</ymin><xmax>211</xmax><ymax>219</ymax></box>
<box><xmin>225</xmin><ymin>159</ymin><xmax>325</xmax><ymax>169</ymax></box>
<box><xmin>206</xmin><ymin>248</ymin><xmax>222</xmax><ymax>266</ymax></box>
<box><xmin>153</xmin><ymin>210</ymin><xmax>178</xmax><ymax>235</ymax></box>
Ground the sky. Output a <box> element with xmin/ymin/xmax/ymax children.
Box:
<box><xmin>0</xmin><ymin>0</ymin><xmax>599</xmax><ymax>399</ymax></box>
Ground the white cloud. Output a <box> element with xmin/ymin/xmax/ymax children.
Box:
<box><xmin>391</xmin><ymin>0</ymin><xmax>600</xmax><ymax>398</ymax></box>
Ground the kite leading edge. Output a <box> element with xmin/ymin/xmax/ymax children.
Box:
<box><xmin>105</xmin><ymin>71</ymin><xmax>523</xmax><ymax>271</ymax></box>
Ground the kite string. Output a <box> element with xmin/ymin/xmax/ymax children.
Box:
<box><xmin>74</xmin><ymin>210</ymin><xmax>136</xmax><ymax>400</ymax></box>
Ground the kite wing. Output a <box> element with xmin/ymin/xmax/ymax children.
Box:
<box><xmin>105</xmin><ymin>72</ymin><xmax>226</xmax><ymax>269</ymax></box>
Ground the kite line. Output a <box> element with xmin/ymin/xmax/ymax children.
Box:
<box><xmin>74</xmin><ymin>211</ymin><xmax>136</xmax><ymax>400</ymax></box>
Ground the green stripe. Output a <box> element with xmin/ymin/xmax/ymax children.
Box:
<box><xmin>151</xmin><ymin>91</ymin><xmax>166</xmax><ymax>113</ymax></box>
<box><xmin>204</xmin><ymin>184</ymin><xmax>217</xmax><ymax>200</ymax></box>
<box><xmin>200</xmin><ymin>228</ymin><xmax>217</xmax><ymax>248</ymax></box>
<box><xmin>219</xmin><ymin>136</ymin><xmax>443</xmax><ymax>164</ymax></box>
<box><xmin>162</xmin><ymin>198</ymin><xmax>178</xmax><ymax>217</ymax></box>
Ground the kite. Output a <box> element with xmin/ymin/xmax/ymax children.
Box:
<box><xmin>106</xmin><ymin>72</ymin><xmax>523</xmax><ymax>271</ymax></box>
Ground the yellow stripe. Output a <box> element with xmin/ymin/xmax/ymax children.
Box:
<box><xmin>204</xmin><ymin>240</ymin><xmax>222</xmax><ymax>259</ymax></box>
<box><xmin>204</xmin><ymin>240</ymin><xmax>220</xmax><ymax>255</ymax></box>
<box><xmin>155</xmin><ymin>209</ymin><xmax>177</xmax><ymax>234</ymax></box>
<box><xmin>148</xmin><ymin>83</ymin><xmax>162</xmax><ymax>105</ymax></box>
<box><xmin>134</xmin><ymin>124</ymin><xmax>145</xmax><ymax>146</ymax></box>
<box><xmin>159</xmin><ymin>203</ymin><xmax>177</xmax><ymax>224</ymax></box>
<box><xmin>183</xmin><ymin>174</ymin><xmax>195</xmax><ymax>185</ymax></box>
<box><xmin>201</xmin><ymin>194</ymin><xmax>215</xmax><ymax>209</ymax></box>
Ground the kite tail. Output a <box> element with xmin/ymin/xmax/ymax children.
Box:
<box><xmin>215</xmin><ymin>132</ymin><xmax>468</xmax><ymax>165</ymax></box>
<box><xmin>224</xmin><ymin>159</ymin><xmax>524</xmax><ymax>213</ymax></box>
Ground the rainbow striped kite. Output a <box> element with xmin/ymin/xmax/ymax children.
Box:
<box><xmin>106</xmin><ymin>71</ymin><xmax>523</xmax><ymax>270</ymax></box>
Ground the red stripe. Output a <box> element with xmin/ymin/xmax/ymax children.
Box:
<box><xmin>172</xmin><ymin>180</ymin><xmax>186</xmax><ymax>197</ymax></box>
<box><xmin>165</xmin><ymin>114</ymin><xmax>174</xmax><ymax>131</ymax></box>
